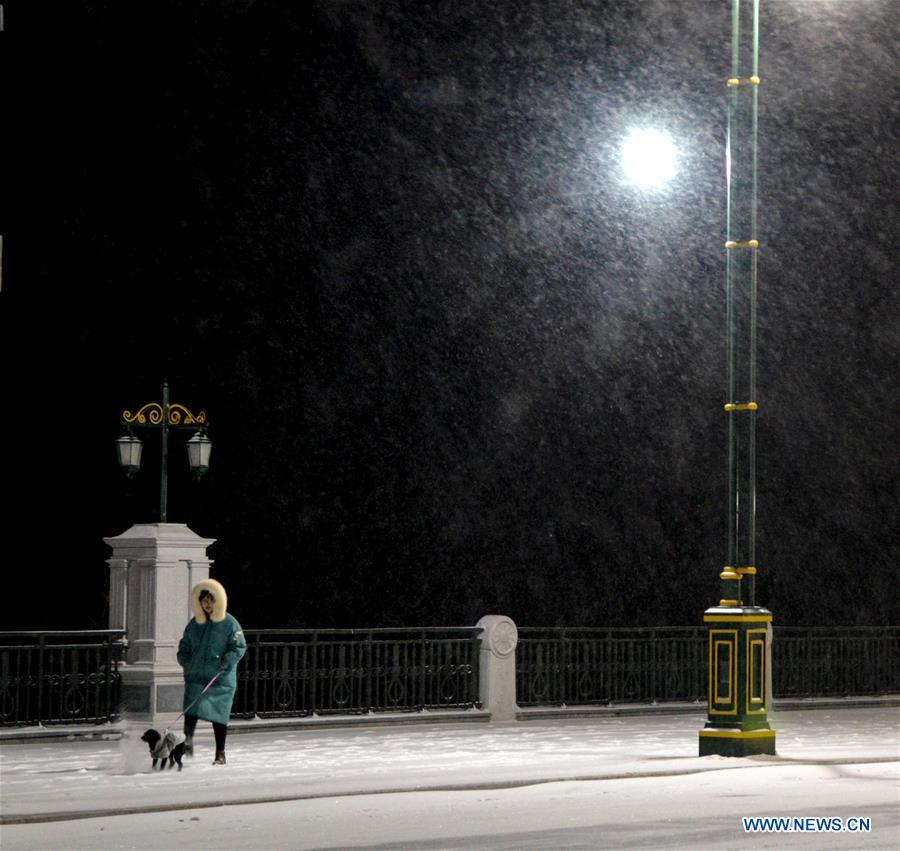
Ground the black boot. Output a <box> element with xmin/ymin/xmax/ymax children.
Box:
<box><xmin>184</xmin><ymin>736</ymin><xmax>194</xmax><ymax>757</ymax></box>
<box><xmin>213</xmin><ymin>750</ymin><xmax>226</xmax><ymax>765</ymax></box>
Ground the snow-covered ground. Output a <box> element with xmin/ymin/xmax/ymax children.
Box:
<box><xmin>1</xmin><ymin>706</ymin><xmax>897</xmax><ymax>850</ymax></box>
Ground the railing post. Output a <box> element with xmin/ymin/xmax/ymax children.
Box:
<box><xmin>36</xmin><ymin>633</ymin><xmax>45</xmax><ymax>726</ymax></box>
<box><xmin>310</xmin><ymin>631</ymin><xmax>318</xmax><ymax>714</ymax></box>
<box><xmin>476</xmin><ymin>615</ymin><xmax>518</xmax><ymax>722</ymax></box>
<box><xmin>251</xmin><ymin>633</ymin><xmax>259</xmax><ymax>718</ymax></box>
<box><xmin>419</xmin><ymin>630</ymin><xmax>427</xmax><ymax>711</ymax></box>
<box><xmin>470</xmin><ymin>632</ymin><xmax>481</xmax><ymax>708</ymax></box>
<box><xmin>104</xmin><ymin>633</ymin><xmax>113</xmax><ymax>721</ymax></box>
<box><xmin>365</xmin><ymin>631</ymin><xmax>373</xmax><ymax>712</ymax></box>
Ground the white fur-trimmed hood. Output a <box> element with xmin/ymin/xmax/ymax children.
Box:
<box><xmin>190</xmin><ymin>578</ymin><xmax>228</xmax><ymax>623</ymax></box>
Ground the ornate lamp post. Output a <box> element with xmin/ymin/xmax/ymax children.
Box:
<box><xmin>115</xmin><ymin>380</ymin><xmax>211</xmax><ymax>522</ymax></box>
<box><xmin>106</xmin><ymin>381</ymin><xmax>216</xmax><ymax>724</ymax></box>
<box><xmin>698</xmin><ymin>0</ymin><xmax>776</xmax><ymax>757</ymax></box>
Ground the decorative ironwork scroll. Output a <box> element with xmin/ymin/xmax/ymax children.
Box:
<box><xmin>122</xmin><ymin>402</ymin><xmax>207</xmax><ymax>427</ymax></box>
<box><xmin>0</xmin><ymin>631</ymin><xmax>124</xmax><ymax>727</ymax></box>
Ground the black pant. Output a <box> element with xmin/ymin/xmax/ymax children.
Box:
<box><xmin>184</xmin><ymin>713</ymin><xmax>227</xmax><ymax>751</ymax></box>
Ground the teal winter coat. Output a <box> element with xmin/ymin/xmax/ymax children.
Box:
<box><xmin>177</xmin><ymin>579</ymin><xmax>247</xmax><ymax>725</ymax></box>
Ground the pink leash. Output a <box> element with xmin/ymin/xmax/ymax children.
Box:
<box><xmin>163</xmin><ymin>670</ymin><xmax>222</xmax><ymax>736</ymax></box>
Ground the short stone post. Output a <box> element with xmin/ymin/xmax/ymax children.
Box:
<box><xmin>105</xmin><ymin>523</ymin><xmax>215</xmax><ymax>723</ymax></box>
<box><xmin>476</xmin><ymin>615</ymin><xmax>518</xmax><ymax>722</ymax></box>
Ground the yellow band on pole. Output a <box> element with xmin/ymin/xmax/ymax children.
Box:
<box><xmin>698</xmin><ymin>729</ymin><xmax>774</xmax><ymax>739</ymax></box>
<box><xmin>705</xmin><ymin>613</ymin><xmax>773</xmax><ymax>623</ymax></box>
<box><xmin>720</xmin><ymin>566</ymin><xmax>741</xmax><ymax>581</ymax></box>
<box><xmin>727</xmin><ymin>76</ymin><xmax>761</xmax><ymax>87</ymax></box>
<box><xmin>724</xmin><ymin>402</ymin><xmax>758</xmax><ymax>412</ymax></box>
<box><xmin>736</xmin><ymin>567</ymin><xmax>757</xmax><ymax>575</ymax></box>
<box><xmin>725</xmin><ymin>240</ymin><xmax>759</xmax><ymax>249</ymax></box>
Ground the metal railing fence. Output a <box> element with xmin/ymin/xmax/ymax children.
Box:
<box><xmin>0</xmin><ymin>631</ymin><xmax>124</xmax><ymax>726</ymax></box>
<box><xmin>2</xmin><ymin>626</ymin><xmax>896</xmax><ymax>726</ymax></box>
<box><xmin>231</xmin><ymin>628</ymin><xmax>482</xmax><ymax>718</ymax></box>
<box><xmin>516</xmin><ymin>626</ymin><xmax>900</xmax><ymax>706</ymax></box>
<box><xmin>517</xmin><ymin>627</ymin><xmax>707</xmax><ymax>706</ymax></box>
<box><xmin>773</xmin><ymin>627</ymin><xmax>900</xmax><ymax>698</ymax></box>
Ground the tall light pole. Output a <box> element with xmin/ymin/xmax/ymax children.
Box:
<box><xmin>699</xmin><ymin>0</ymin><xmax>776</xmax><ymax>757</ymax></box>
<box><xmin>115</xmin><ymin>380</ymin><xmax>211</xmax><ymax>523</ymax></box>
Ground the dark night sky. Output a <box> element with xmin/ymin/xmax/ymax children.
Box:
<box><xmin>2</xmin><ymin>1</ymin><xmax>897</xmax><ymax>631</ymax></box>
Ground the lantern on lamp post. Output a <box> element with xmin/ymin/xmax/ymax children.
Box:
<box><xmin>115</xmin><ymin>432</ymin><xmax>143</xmax><ymax>478</ymax></box>
<box><xmin>186</xmin><ymin>431</ymin><xmax>212</xmax><ymax>479</ymax></box>
<box><xmin>115</xmin><ymin>381</ymin><xmax>211</xmax><ymax>522</ymax></box>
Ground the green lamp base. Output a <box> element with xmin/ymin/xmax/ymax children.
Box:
<box><xmin>699</xmin><ymin>726</ymin><xmax>776</xmax><ymax>757</ymax></box>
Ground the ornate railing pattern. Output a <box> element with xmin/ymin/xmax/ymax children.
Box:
<box><xmin>517</xmin><ymin>626</ymin><xmax>900</xmax><ymax>706</ymax></box>
<box><xmin>2</xmin><ymin>626</ymin><xmax>895</xmax><ymax>726</ymax></box>
<box><xmin>231</xmin><ymin>628</ymin><xmax>482</xmax><ymax>718</ymax></box>
<box><xmin>0</xmin><ymin>631</ymin><xmax>124</xmax><ymax>727</ymax></box>
<box><xmin>517</xmin><ymin>627</ymin><xmax>707</xmax><ymax>706</ymax></box>
<box><xmin>774</xmin><ymin>627</ymin><xmax>900</xmax><ymax>698</ymax></box>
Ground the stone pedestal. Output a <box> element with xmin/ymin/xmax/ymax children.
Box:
<box><xmin>476</xmin><ymin>615</ymin><xmax>519</xmax><ymax>722</ymax></box>
<box><xmin>105</xmin><ymin>523</ymin><xmax>215</xmax><ymax>724</ymax></box>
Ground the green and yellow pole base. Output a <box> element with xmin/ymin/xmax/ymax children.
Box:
<box><xmin>699</xmin><ymin>568</ymin><xmax>776</xmax><ymax>757</ymax></box>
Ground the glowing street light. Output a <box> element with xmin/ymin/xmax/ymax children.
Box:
<box><xmin>621</xmin><ymin>128</ymin><xmax>678</xmax><ymax>188</ymax></box>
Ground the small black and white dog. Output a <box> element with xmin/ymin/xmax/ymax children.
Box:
<box><xmin>140</xmin><ymin>729</ymin><xmax>187</xmax><ymax>771</ymax></box>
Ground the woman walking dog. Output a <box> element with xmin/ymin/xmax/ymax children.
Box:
<box><xmin>177</xmin><ymin>578</ymin><xmax>246</xmax><ymax>765</ymax></box>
